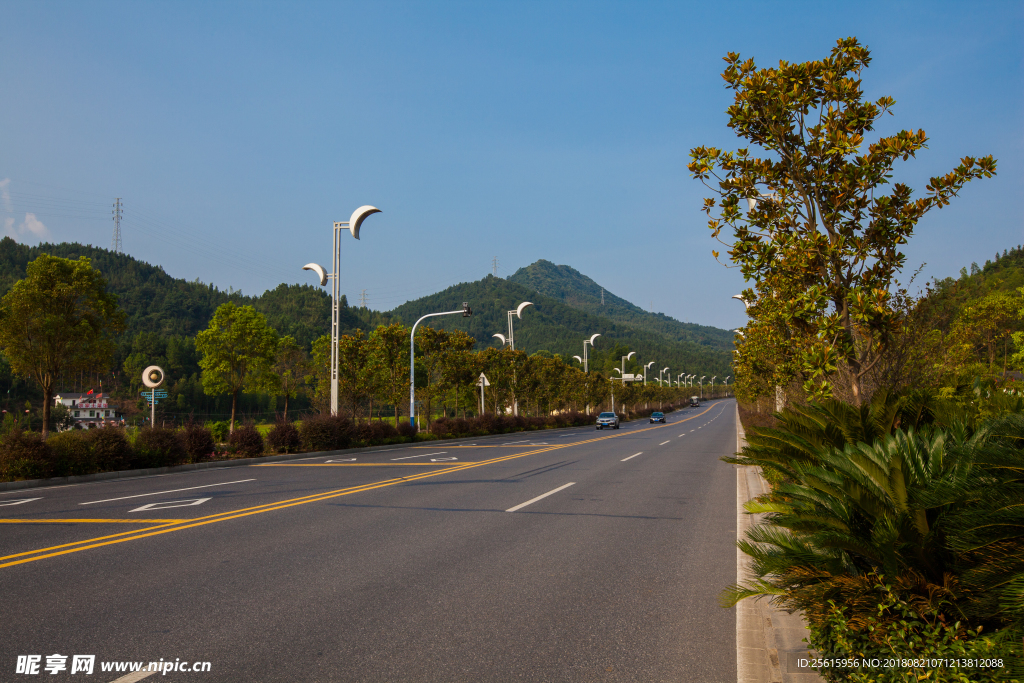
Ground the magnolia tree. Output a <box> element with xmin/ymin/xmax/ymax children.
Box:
<box><xmin>689</xmin><ymin>37</ymin><xmax>996</xmax><ymax>404</ymax></box>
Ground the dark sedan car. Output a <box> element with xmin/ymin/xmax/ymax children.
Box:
<box><xmin>649</xmin><ymin>412</ymin><xmax>666</xmax><ymax>423</ymax></box>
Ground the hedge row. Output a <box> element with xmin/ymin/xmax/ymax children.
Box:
<box><xmin>0</xmin><ymin>405</ymin><xmax>691</xmax><ymax>482</ymax></box>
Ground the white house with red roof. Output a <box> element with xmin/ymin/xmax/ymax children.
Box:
<box><xmin>53</xmin><ymin>393</ymin><xmax>121</xmax><ymax>428</ymax></box>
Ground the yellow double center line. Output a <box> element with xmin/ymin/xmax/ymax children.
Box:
<box><xmin>0</xmin><ymin>405</ymin><xmax>719</xmax><ymax>570</ymax></box>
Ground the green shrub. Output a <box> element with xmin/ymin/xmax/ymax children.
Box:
<box><xmin>207</xmin><ymin>421</ymin><xmax>230</xmax><ymax>443</ymax></box>
<box><xmin>0</xmin><ymin>429</ymin><xmax>53</xmax><ymax>481</ymax></box>
<box><xmin>85</xmin><ymin>427</ymin><xmax>133</xmax><ymax>472</ymax></box>
<box><xmin>48</xmin><ymin>430</ymin><xmax>96</xmax><ymax>476</ymax></box>
<box><xmin>808</xmin><ymin>577</ymin><xmax>1022</xmax><ymax>682</ymax></box>
<box><xmin>396</xmin><ymin>421</ymin><xmax>416</xmax><ymax>439</ymax></box>
<box><xmin>229</xmin><ymin>423</ymin><xmax>265</xmax><ymax>457</ymax></box>
<box><xmin>133</xmin><ymin>427</ymin><xmax>187</xmax><ymax>468</ymax></box>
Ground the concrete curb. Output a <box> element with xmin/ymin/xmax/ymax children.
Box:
<box><xmin>735</xmin><ymin>406</ymin><xmax>822</xmax><ymax>683</ymax></box>
<box><xmin>0</xmin><ymin>414</ymin><xmax>663</xmax><ymax>493</ymax></box>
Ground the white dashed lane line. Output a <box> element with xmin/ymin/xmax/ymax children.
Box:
<box><xmin>621</xmin><ymin>452</ymin><xmax>642</xmax><ymax>462</ymax></box>
<box><xmin>659</xmin><ymin>440</ymin><xmax>670</xmax><ymax>446</ymax></box>
<box><xmin>506</xmin><ymin>483</ymin><xmax>576</xmax><ymax>513</ymax></box>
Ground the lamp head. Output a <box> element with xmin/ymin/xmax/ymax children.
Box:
<box><xmin>516</xmin><ymin>302</ymin><xmax>533</xmax><ymax>319</ymax></box>
<box><xmin>626</xmin><ymin>351</ymin><xmax>636</xmax><ymax>361</ymax></box>
<box><xmin>346</xmin><ymin>205</ymin><xmax>381</xmax><ymax>240</ymax></box>
<box><xmin>588</xmin><ymin>333</ymin><xmax>600</xmax><ymax>345</ymax></box>
<box><xmin>573</xmin><ymin>355</ymin><xmax>583</xmax><ymax>364</ymax></box>
<box><xmin>462</xmin><ymin>302</ymin><xmax>472</xmax><ymax>317</ymax></box>
<box><xmin>302</xmin><ymin>263</ymin><xmax>328</xmax><ymax>287</ymax></box>
<box><xmin>732</xmin><ymin>294</ymin><xmax>750</xmax><ymax>310</ymax></box>
<box><xmin>492</xmin><ymin>333</ymin><xmax>507</xmax><ymax>345</ymax></box>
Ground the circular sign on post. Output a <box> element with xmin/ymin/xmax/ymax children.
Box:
<box><xmin>142</xmin><ymin>365</ymin><xmax>165</xmax><ymax>389</ymax></box>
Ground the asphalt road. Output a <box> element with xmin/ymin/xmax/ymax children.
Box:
<box><xmin>1</xmin><ymin>399</ymin><xmax>738</xmax><ymax>682</ymax></box>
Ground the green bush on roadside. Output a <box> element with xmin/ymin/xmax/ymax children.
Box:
<box><xmin>808</xmin><ymin>578</ymin><xmax>1022</xmax><ymax>682</ymax></box>
<box><xmin>0</xmin><ymin>428</ymin><xmax>53</xmax><ymax>480</ymax></box>
<box><xmin>133</xmin><ymin>427</ymin><xmax>187</xmax><ymax>468</ymax></box>
<box><xmin>47</xmin><ymin>430</ymin><xmax>95</xmax><ymax>476</ymax></box>
<box><xmin>229</xmin><ymin>422</ymin><xmax>265</xmax><ymax>457</ymax></box>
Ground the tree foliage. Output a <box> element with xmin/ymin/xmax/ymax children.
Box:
<box><xmin>690</xmin><ymin>37</ymin><xmax>996</xmax><ymax>405</ymax></box>
<box><xmin>0</xmin><ymin>254</ymin><xmax>124</xmax><ymax>438</ymax></box>
<box><xmin>196</xmin><ymin>303</ymin><xmax>279</xmax><ymax>432</ymax></box>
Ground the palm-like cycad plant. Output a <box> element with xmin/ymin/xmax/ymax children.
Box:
<box><xmin>726</xmin><ymin>414</ymin><xmax>1024</xmax><ymax>637</ymax></box>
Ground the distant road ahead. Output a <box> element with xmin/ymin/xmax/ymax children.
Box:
<box><xmin>1</xmin><ymin>400</ymin><xmax>738</xmax><ymax>682</ymax></box>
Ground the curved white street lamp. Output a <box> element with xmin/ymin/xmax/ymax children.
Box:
<box><xmin>700</xmin><ymin>376</ymin><xmax>706</xmax><ymax>399</ymax></box>
<box><xmin>582</xmin><ymin>333</ymin><xmax>600</xmax><ymax>373</ymax></box>
<box><xmin>409</xmin><ymin>303</ymin><xmax>472</xmax><ymax>428</ymax></box>
<box><xmin>573</xmin><ymin>355</ymin><xmax>583</xmax><ymax>366</ymax></box>
<box><xmin>303</xmin><ymin>205</ymin><xmax>381</xmax><ymax>415</ymax></box>
<box><xmin>496</xmin><ymin>302</ymin><xmax>532</xmax><ymax>351</ymax></box>
<box><xmin>643</xmin><ymin>361</ymin><xmax>655</xmax><ymax>385</ymax></box>
<box><xmin>711</xmin><ymin>376</ymin><xmax>717</xmax><ymax>399</ymax></box>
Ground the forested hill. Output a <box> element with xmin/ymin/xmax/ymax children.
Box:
<box><xmin>388</xmin><ymin>275</ymin><xmax>733</xmax><ymax>377</ymax></box>
<box><xmin>0</xmin><ymin>238</ymin><xmax>388</xmax><ymax>348</ymax></box>
<box><xmin>507</xmin><ymin>259</ymin><xmax>735</xmax><ymax>351</ymax></box>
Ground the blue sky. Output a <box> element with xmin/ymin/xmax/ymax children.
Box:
<box><xmin>1</xmin><ymin>1</ymin><xmax>1020</xmax><ymax>330</ymax></box>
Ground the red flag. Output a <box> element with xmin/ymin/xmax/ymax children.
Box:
<box><xmin>86</xmin><ymin>389</ymin><xmax>94</xmax><ymax>396</ymax></box>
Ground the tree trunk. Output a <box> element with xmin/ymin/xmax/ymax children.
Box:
<box><xmin>283</xmin><ymin>393</ymin><xmax>288</xmax><ymax>421</ymax></box>
<box><xmin>41</xmin><ymin>381</ymin><xmax>53</xmax><ymax>440</ymax></box>
<box><xmin>230</xmin><ymin>389</ymin><xmax>238</xmax><ymax>434</ymax></box>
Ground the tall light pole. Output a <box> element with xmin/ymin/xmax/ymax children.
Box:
<box><xmin>643</xmin><ymin>361</ymin><xmax>655</xmax><ymax>385</ymax></box>
<box><xmin>410</xmin><ymin>302</ymin><xmax>472</xmax><ymax>428</ymax></box>
<box><xmin>611</xmin><ymin>351</ymin><xmax>635</xmax><ymax>413</ymax></box>
<box><xmin>711</xmin><ymin>375</ymin><xmax>717</xmax><ymax>399</ymax></box>
<box><xmin>583</xmin><ymin>333</ymin><xmax>600</xmax><ymax>372</ymax></box>
<box><xmin>303</xmin><ymin>205</ymin><xmax>381</xmax><ymax>416</ymax></box>
<box><xmin>658</xmin><ymin>366</ymin><xmax>669</xmax><ymax>386</ymax></box>
<box><xmin>700</xmin><ymin>376</ymin><xmax>706</xmax><ymax>399</ymax></box>
<box><xmin>724</xmin><ymin>375</ymin><xmax>732</xmax><ymax>397</ymax></box>
<box><xmin>494</xmin><ymin>302</ymin><xmax>532</xmax><ymax>351</ymax></box>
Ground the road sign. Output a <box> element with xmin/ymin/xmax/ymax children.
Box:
<box><xmin>475</xmin><ymin>373</ymin><xmax>490</xmax><ymax>387</ymax></box>
<box><xmin>141</xmin><ymin>391</ymin><xmax>168</xmax><ymax>397</ymax></box>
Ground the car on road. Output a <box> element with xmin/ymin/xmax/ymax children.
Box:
<box><xmin>690</xmin><ymin>397</ymin><xmax>700</xmax><ymax>407</ymax></box>
<box><xmin>596</xmin><ymin>412</ymin><xmax>620</xmax><ymax>429</ymax></box>
<box><xmin>649</xmin><ymin>412</ymin><xmax>665</xmax><ymax>423</ymax></box>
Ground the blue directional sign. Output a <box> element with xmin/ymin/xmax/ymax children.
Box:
<box><xmin>141</xmin><ymin>390</ymin><xmax>168</xmax><ymax>405</ymax></box>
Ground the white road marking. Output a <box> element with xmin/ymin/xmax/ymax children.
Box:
<box><xmin>678</xmin><ymin>433</ymin><xmax>686</xmax><ymax>437</ymax></box>
<box><xmin>621</xmin><ymin>452</ymin><xmax>643</xmax><ymax>462</ymax></box>
<box><xmin>108</xmin><ymin>670</ymin><xmax>157</xmax><ymax>682</ymax></box>
<box><xmin>392</xmin><ymin>451</ymin><xmax>446</xmax><ymax>461</ymax></box>
<box><xmin>659</xmin><ymin>440</ymin><xmax>670</xmax><ymax>445</ymax></box>
<box><xmin>130</xmin><ymin>497</ymin><xmax>211</xmax><ymax>513</ymax></box>
<box><xmin>430</xmin><ymin>457</ymin><xmax>457</xmax><ymax>462</ymax></box>
<box><xmin>81</xmin><ymin>479</ymin><xmax>255</xmax><ymax>505</ymax></box>
<box><xmin>325</xmin><ymin>458</ymin><xmax>356</xmax><ymax>462</ymax></box>
<box><xmin>506</xmin><ymin>483</ymin><xmax>576</xmax><ymax>512</ymax></box>
<box><xmin>0</xmin><ymin>498</ymin><xmax>41</xmax><ymax>506</ymax></box>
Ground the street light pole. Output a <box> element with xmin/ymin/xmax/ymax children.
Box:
<box><xmin>700</xmin><ymin>376</ymin><xmax>706</xmax><ymax>399</ymax></box>
<box><xmin>303</xmin><ymin>205</ymin><xmax>381</xmax><ymax>416</ymax></box>
<box><xmin>583</xmin><ymin>333</ymin><xmax>600</xmax><ymax>373</ymax></box>
<box><xmin>409</xmin><ymin>303</ymin><xmax>472</xmax><ymax>428</ymax></box>
<box><xmin>711</xmin><ymin>376</ymin><xmax>717</xmax><ymax>399</ymax></box>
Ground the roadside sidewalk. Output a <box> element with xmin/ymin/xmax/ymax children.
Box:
<box><xmin>735</xmin><ymin>406</ymin><xmax>822</xmax><ymax>683</ymax></box>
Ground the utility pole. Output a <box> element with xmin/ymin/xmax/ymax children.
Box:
<box><xmin>492</xmin><ymin>256</ymin><xmax>499</xmax><ymax>276</ymax></box>
<box><xmin>359</xmin><ymin>289</ymin><xmax>367</xmax><ymax>308</ymax></box>
<box><xmin>111</xmin><ymin>198</ymin><xmax>123</xmax><ymax>253</ymax></box>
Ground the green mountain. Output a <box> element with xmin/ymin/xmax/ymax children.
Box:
<box><xmin>388</xmin><ymin>275</ymin><xmax>733</xmax><ymax>378</ymax></box>
<box><xmin>507</xmin><ymin>259</ymin><xmax>735</xmax><ymax>351</ymax></box>
<box><xmin>0</xmin><ymin>237</ymin><xmax>388</xmax><ymax>349</ymax></box>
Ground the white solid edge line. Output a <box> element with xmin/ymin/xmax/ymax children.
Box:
<box><xmin>506</xmin><ymin>482</ymin><xmax>576</xmax><ymax>512</ymax></box>
<box><xmin>659</xmin><ymin>440</ymin><xmax>670</xmax><ymax>445</ymax></box>
<box><xmin>80</xmin><ymin>479</ymin><xmax>256</xmax><ymax>505</ymax></box>
<box><xmin>620</xmin><ymin>452</ymin><xmax>642</xmax><ymax>462</ymax></box>
<box><xmin>391</xmin><ymin>451</ymin><xmax>446</xmax><ymax>461</ymax></box>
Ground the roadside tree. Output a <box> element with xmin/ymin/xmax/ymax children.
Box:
<box><xmin>690</xmin><ymin>37</ymin><xmax>996</xmax><ymax>404</ymax></box>
<box><xmin>0</xmin><ymin>254</ymin><xmax>124</xmax><ymax>439</ymax></box>
<box><xmin>196</xmin><ymin>303</ymin><xmax>279</xmax><ymax>433</ymax></box>
<box><xmin>273</xmin><ymin>335</ymin><xmax>308</xmax><ymax>420</ymax></box>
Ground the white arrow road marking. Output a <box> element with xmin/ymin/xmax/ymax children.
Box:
<box><xmin>81</xmin><ymin>479</ymin><xmax>255</xmax><ymax>505</ymax></box>
<box><xmin>506</xmin><ymin>483</ymin><xmax>576</xmax><ymax>513</ymax></box>
<box><xmin>130</xmin><ymin>498</ymin><xmax>211</xmax><ymax>513</ymax></box>
<box><xmin>0</xmin><ymin>498</ymin><xmax>41</xmax><ymax>506</ymax></box>
<box><xmin>621</xmin><ymin>452</ymin><xmax>642</xmax><ymax>462</ymax></box>
<box><xmin>392</xmin><ymin>451</ymin><xmax>446</xmax><ymax>461</ymax></box>
<box><xmin>430</xmin><ymin>457</ymin><xmax>457</xmax><ymax>462</ymax></box>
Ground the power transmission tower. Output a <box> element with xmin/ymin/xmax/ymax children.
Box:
<box><xmin>359</xmin><ymin>289</ymin><xmax>367</xmax><ymax>308</ymax></box>
<box><xmin>111</xmin><ymin>198</ymin><xmax>123</xmax><ymax>253</ymax></box>
<box><xmin>492</xmin><ymin>256</ymin><xmax>499</xmax><ymax>276</ymax></box>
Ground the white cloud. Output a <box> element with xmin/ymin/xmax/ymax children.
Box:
<box><xmin>4</xmin><ymin>212</ymin><xmax>50</xmax><ymax>241</ymax></box>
